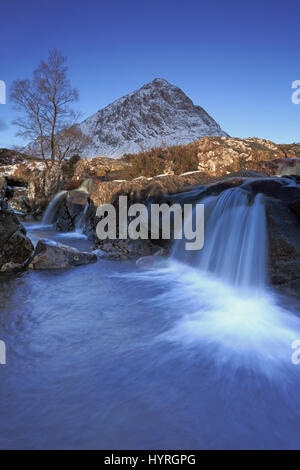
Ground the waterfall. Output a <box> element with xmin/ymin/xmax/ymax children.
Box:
<box><xmin>75</xmin><ymin>202</ymin><xmax>89</xmax><ymax>234</ymax></box>
<box><xmin>42</xmin><ymin>190</ymin><xmax>67</xmax><ymax>225</ymax></box>
<box><xmin>172</xmin><ymin>187</ymin><xmax>267</xmax><ymax>289</ymax></box>
<box><xmin>77</xmin><ymin>178</ymin><xmax>93</xmax><ymax>194</ymax></box>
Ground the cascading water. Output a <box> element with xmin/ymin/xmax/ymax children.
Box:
<box><xmin>173</xmin><ymin>187</ymin><xmax>267</xmax><ymax>289</ymax></box>
<box><xmin>41</xmin><ymin>178</ymin><xmax>92</xmax><ymax>227</ymax></box>
<box><xmin>129</xmin><ymin>185</ymin><xmax>300</xmax><ymax>371</ymax></box>
<box><xmin>75</xmin><ymin>202</ymin><xmax>89</xmax><ymax>234</ymax></box>
<box><xmin>3</xmin><ymin>183</ymin><xmax>300</xmax><ymax>449</ymax></box>
<box><xmin>42</xmin><ymin>190</ymin><xmax>67</xmax><ymax>225</ymax></box>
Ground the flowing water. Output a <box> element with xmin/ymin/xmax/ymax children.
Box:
<box><xmin>0</xmin><ymin>188</ymin><xmax>300</xmax><ymax>449</ymax></box>
<box><xmin>42</xmin><ymin>190</ymin><xmax>67</xmax><ymax>225</ymax></box>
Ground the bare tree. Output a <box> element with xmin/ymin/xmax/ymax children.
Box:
<box><xmin>10</xmin><ymin>49</ymin><xmax>81</xmax><ymax>163</ymax></box>
<box><xmin>10</xmin><ymin>78</ymin><xmax>46</xmax><ymax>160</ymax></box>
<box><xmin>53</xmin><ymin>124</ymin><xmax>92</xmax><ymax>162</ymax></box>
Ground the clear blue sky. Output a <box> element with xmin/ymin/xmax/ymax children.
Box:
<box><xmin>0</xmin><ymin>0</ymin><xmax>299</xmax><ymax>148</ymax></box>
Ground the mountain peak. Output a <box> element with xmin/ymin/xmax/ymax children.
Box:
<box><xmin>80</xmin><ymin>80</ymin><xmax>228</xmax><ymax>158</ymax></box>
<box><xmin>150</xmin><ymin>77</ymin><xmax>170</xmax><ymax>86</ymax></box>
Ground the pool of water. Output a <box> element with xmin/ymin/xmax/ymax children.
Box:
<box><xmin>0</xmin><ymin>225</ymin><xmax>300</xmax><ymax>449</ymax></box>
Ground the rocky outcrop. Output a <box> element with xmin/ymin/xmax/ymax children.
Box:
<box><xmin>278</xmin><ymin>143</ymin><xmax>300</xmax><ymax>158</ymax></box>
<box><xmin>115</xmin><ymin>137</ymin><xmax>299</xmax><ymax>180</ymax></box>
<box><xmin>185</xmin><ymin>137</ymin><xmax>286</xmax><ymax>177</ymax></box>
<box><xmin>0</xmin><ymin>148</ymin><xmax>45</xmax><ymax>181</ymax></box>
<box><xmin>29</xmin><ymin>239</ymin><xmax>97</xmax><ymax>270</ymax></box>
<box><xmin>73</xmin><ymin>156</ymin><xmax>128</xmax><ymax>180</ymax></box>
<box><xmin>0</xmin><ymin>199</ymin><xmax>34</xmax><ymax>271</ymax></box>
<box><xmin>88</xmin><ymin>173</ymin><xmax>211</xmax><ymax>207</ymax></box>
<box><xmin>27</xmin><ymin>164</ymin><xmax>64</xmax><ymax>218</ymax></box>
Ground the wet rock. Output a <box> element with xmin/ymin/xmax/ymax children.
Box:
<box><xmin>89</xmin><ymin>173</ymin><xmax>210</xmax><ymax>207</ymax></box>
<box><xmin>0</xmin><ymin>199</ymin><xmax>34</xmax><ymax>271</ymax></box>
<box><xmin>289</xmin><ymin>199</ymin><xmax>300</xmax><ymax>220</ymax></box>
<box><xmin>95</xmin><ymin>238</ymin><xmax>162</xmax><ymax>260</ymax></box>
<box><xmin>54</xmin><ymin>191</ymin><xmax>95</xmax><ymax>235</ymax></box>
<box><xmin>266</xmin><ymin>198</ymin><xmax>300</xmax><ymax>298</ymax></box>
<box><xmin>243</xmin><ymin>178</ymin><xmax>300</xmax><ymax>204</ymax></box>
<box><xmin>55</xmin><ymin>204</ymin><xmax>74</xmax><ymax>232</ymax></box>
<box><xmin>29</xmin><ymin>239</ymin><xmax>97</xmax><ymax>270</ymax></box>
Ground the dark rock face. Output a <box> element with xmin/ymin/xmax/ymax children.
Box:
<box><xmin>54</xmin><ymin>190</ymin><xmax>96</xmax><ymax>238</ymax></box>
<box><xmin>0</xmin><ymin>176</ymin><xmax>7</xmax><ymax>199</ymax></box>
<box><xmin>289</xmin><ymin>199</ymin><xmax>300</xmax><ymax>219</ymax></box>
<box><xmin>29</xmin><ymin>239</ymin><xmax>97</xmax><ymax>270</ymax></box>
<box><xmin>266</xmin><ymin>198</ymin><xmax>300</xmax><ymax>297</ymax></box>
<box><xmin>0</xmin><ymin>199</ymin><xmax>34</xmax><ymax>271</ymax></box>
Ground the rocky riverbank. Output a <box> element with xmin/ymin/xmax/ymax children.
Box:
<box><xmin>0</xmin><ymin>139</ymin><xmax>300</xmax><ymax>298</ymax></box>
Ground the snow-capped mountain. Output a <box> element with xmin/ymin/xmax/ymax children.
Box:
<box><xmin>80</xmin><ymin>78</ymin><xmax>228</xmax><ymax>158</ymax></box>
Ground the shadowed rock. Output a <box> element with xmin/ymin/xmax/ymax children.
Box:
<box><xmin>0</xmin><ymin>199</ymin><xmax>34</xmax><ymax>271</ymax></box>
<box><xmin>29</xmin><ymin>239</ymin><xmax>97</xmax><ymax>270</ymax></box>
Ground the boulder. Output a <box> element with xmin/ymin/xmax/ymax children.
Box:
<box><xmin>54</xmin><ymin>191</ymin><xmax>95</xmax><ymax>236</ymax></box>
<box><xmin>89</xmin><ymin>173</ymin><xmax>210</xmax><ymax>207</ymax></box>
<box><xmin>29</xmin><ymin>239</ymin><xmax>97</xmax><ymax>270</ymax></box>
<box><xmin>95</xmin><ymin>238</ymin><xmax>164</xmax><ymax>260</ymax></box>
<box><xmin>27</xmin><ymin>164</ymin><xmax>64</xmax><ymax>218</ymax></box>
<box><xmin>0</xmin><ymin>199</ymin><xmax>34</xmax><ymax>271</ymax></box>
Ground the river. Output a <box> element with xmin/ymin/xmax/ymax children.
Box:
<box><xmin>0</xmin><ymin>189</ymin><xmax>300</xmax><ymax>449</ymax></box>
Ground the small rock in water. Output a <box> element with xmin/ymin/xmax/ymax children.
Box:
<box><xmin>29</xmin><ymin>239</ymin><xmax>97</xmax><ymax>270</ymax></box>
